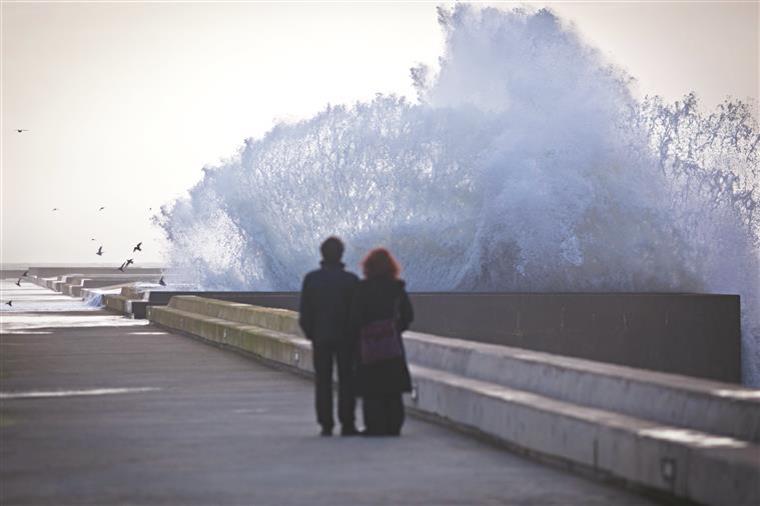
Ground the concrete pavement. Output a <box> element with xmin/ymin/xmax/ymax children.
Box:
<box><xmin>0</xmin><ymin>281</ymin><xmax>662</xmax><ymax>505</ymax></box>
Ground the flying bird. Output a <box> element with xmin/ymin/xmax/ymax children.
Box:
<box><xmin>91</xmin><ymin>238</ymin><xmax>96</xmax><ymax>241</ymax></box>
<box><xmin>52</xmin><ymin>208</ymin><xmax>59</xmax><ymax>211</ymax></box>
<box><xmin>133</xmin><ymin>242</ymin><xmax>142</xmax><ymax>252</ymax></box>
<box><xmin>98</xmin><ymin>206</ymin><xmax>105</xmax><ymax>211</ymax></box>
<box><xmin>118</xmin><ymin>262</ymin><xmax>126</xmax><ymax>272</ymax></box>
<box><xmin>5</xmin><ymin>301</ymin><xmax>12</xmax><ymax>307</ymax></box>
<box><xmin>15</xmin><ymin>278</ymin><xmax>22</xmax><ymax>287</ymax></box>
<box><xmin>158</xmin><ymin>276</ymin><xmax>166</xmax><ymax>287</ymax></box>
<box><xmin>125</xmin><ymin>258</ymin><xmax>134</xmax><ymax>266</ymax></box>
<box><xmin>15</xmin><ymin>129</ymin><xmax>28</xmax><ymax>133</ymax></box>
<box><xmin>96</xmin><ymin>246</ymin><xmax>104</xmax><ymax>256</ymax></box>
<box><xmin>22</xmin><ymin>270</ymin><xmax>28</xmax><ymax>277</ymax></box>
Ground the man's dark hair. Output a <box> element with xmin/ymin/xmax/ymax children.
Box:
<box><xmin>320</xmin><ymin>236</ymin><xmax>344</xmax><ymax>263</ymax></box>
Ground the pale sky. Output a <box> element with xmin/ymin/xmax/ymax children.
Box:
<box><xmin>2</xmin><ymin>1</ymin><xmax>758</xmax><ymax>265</ymax></box>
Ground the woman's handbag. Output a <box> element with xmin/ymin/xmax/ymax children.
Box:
<box><xmin>359</xmin><ymin>297</ymin><xmax>404</xmax><ymax>365</ymax></box>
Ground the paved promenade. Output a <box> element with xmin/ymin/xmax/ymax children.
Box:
<box><xmin>0</xmin><ymin>281</ymin><xmax>661</xmax><ymax>505</ymax></box>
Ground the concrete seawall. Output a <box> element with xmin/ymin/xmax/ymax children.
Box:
<box><xmin>117</xmin><ymin>290</ymin><xmax>740</xmax><ymax>382</ymax></box>
<box><xmin>148</xmin><ymin>296</ymin><xmax>759</xmax><ymax>506</ymax></box>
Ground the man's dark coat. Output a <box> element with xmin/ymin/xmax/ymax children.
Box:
<box><xmin>299</xmin><ymin>261</ymin><xmax>359</xmax><ymax>343</ymax></box>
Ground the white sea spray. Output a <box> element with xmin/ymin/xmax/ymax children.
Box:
<box><xmin>157</xmin><ymin>6</ymin><xmax>759</xmax><ymax>384</ymax></box>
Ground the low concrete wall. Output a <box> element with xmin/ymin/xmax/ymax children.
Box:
<box><xmin>409</xmin><ymin>293</ymin><xmax>741</xmax><ymax>383</ymax></box>
<box><xmin>133</xmin><ymin>291</ymin><xmax>297</xmax><ymax>318</ymax></box>
<box><xmin>148</xmin><ymin>296</ymin><xmax>760</xmax><ymax>506</ymax></box>
<box><xmin>133</xmin><ymin>291</ymin><xmax>740</xmax><ymax>382</ymax></box>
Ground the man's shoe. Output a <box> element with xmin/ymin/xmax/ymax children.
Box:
<box><xmin>340</xmin><ymin>426</ymin><xmax>361</xmax><ymax>436</ymax></box>
<box><xmin>320</xmin><ymin>427</ymin><xmax>333</xmax><ymax>437</ymax></box>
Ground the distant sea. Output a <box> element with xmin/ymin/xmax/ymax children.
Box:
<box><xmin>1</xmin><ymin>262</ymin><xmax>165</xmax><ymax>269</ymax></box>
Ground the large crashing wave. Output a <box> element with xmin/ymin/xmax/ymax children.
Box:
<box><xmin>157</xmin><ymin>5</ymin><xmax>760</xmax><ymax>384</ymax></box>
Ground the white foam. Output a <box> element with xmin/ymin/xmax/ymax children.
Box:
<box><xmin>157</xmin><ymin>5</ymin><xmax>759</xmax><ymax>385</ymax></box>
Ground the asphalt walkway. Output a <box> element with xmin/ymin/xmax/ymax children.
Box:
<box><xmin>0</xmin><ymin>281</ymin><xmax>660</xmax><ymax>505</ymax></box>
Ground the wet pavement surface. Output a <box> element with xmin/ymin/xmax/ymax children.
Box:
<box><xmin>0</xmin><ymin>281</ymin><xmax>660</xmax><ymax>505</ymax></box>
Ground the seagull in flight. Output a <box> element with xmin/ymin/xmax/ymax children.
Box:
<box><xmin>117</xmin><ymin>261</ymin><xmax>126</xmax><ymax>272</ymax></box>
<box><xmin>15</xmin><ymin>129</ymin><xmax>29</xmax><ymax>133</ymax></box>
<box><xmin>52</xmin><ymin>208</ymin><xmax>59</xmax><ymax>211</ymax></box>
<box><xmin>22</xmin><ymin>270</ymin><xmax>28</xmax><ymax>277</ymax></box>
<box><xmin>133</xmin><ymin>242</ymin><xmax>142</xmax><ymax>252</ymax></box>
<box><xmin>5</xmin><ymin>300</ymin><xmax>12</xmax><ymax>307</ymax></box>
<box><xmin>91</xmin><ymin>238</ymin><xmax>96</xmax><ymax>241</ymax></box>
<box><xmin>158</xmin><ymin>276</ymin><xmax>166</xmax><ymax>286</ymax></box>
<box><xmin>125</xmin><ymin>258</ymin><xmax>134</xmax><ymax>267</ymax></box>
<box><xmin>96</xmin><ymin>246</ymin><xmax>104</xmax><ymax>256</ymax></box>
<box><xmin>98</xmin><ymin>206</ymin><xmax>105</xmax><ymax>211</ymax></box>
<box><xmin>15</xmin><ymin>278</ymin><xmax>22</xmax><ymax>287</ymax></box>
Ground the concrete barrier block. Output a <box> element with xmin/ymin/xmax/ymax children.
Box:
<box><xmin>103</xmin><ymin>287</ymin><xmax>154</xmax><ymax>314</ymax></box>
<box><xmin>104</xmin><ymin>295</ymin><xmax>130</xmax><ymax>314</ymax></box>
<box><xmin>120</xmin><ymin>285</ymin><xmax>147</xmax><ymax>299</ymax></box>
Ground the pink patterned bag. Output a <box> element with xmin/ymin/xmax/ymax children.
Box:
<box><xmin>359</xmin><ymin>298</ymin><xmax>404</xmax><ymax>365</ymax></box>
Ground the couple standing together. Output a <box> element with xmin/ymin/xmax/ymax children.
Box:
<box><xmin>299</xmin><ymin>237</ymin><xmax>413</xmax><ymax>437</ymax></box>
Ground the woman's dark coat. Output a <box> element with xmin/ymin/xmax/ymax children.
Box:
<box><xmin>350</xmin><ymin>277</ymin><xmax>413</xmax><ymax>396</ymax></box>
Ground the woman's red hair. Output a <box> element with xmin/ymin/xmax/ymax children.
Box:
<box><xmin>361</xmin><ymin>248</ymin><xmax>401</xmax><ymax>279</ymax></box>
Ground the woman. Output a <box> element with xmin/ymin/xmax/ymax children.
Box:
<box><xmin>351</xmin><ymin>248</ymin><xmax>413</xmax><ymax>436</ymax></box>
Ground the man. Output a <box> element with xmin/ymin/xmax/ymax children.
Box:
<box><xmin>299</xmin><ymin>236</ymin><xmax>360</xmax><ymax>436</ymax></box>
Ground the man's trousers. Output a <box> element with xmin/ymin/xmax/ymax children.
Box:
<box><xmin>312</xmin><ymin>341</ymin><xmax>356</xmax><ymax>430</ymax></box>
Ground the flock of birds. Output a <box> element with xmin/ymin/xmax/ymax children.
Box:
<box><xmin>6</xmin><ymin>270</ymin><xmax>30</xmax><ymax>306</ymax></box>
<box><xmin>5</xmin><ymin>232</ymin><xmax>166</xmax><ymax>307</ymax></box>
<box><xmin>6</xmin><ymin>129</ymin><xmax>166</xmax><ymax>308</ymax></box>
<box><xmin>5</xmin><ymin>232</ymin><xmax>165</xmax><ymax>306</ymax></box>
<box><xmin>49</xmin><ymin>206</ymin><xmax>150</xmax><ymax>274</ymax></box>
